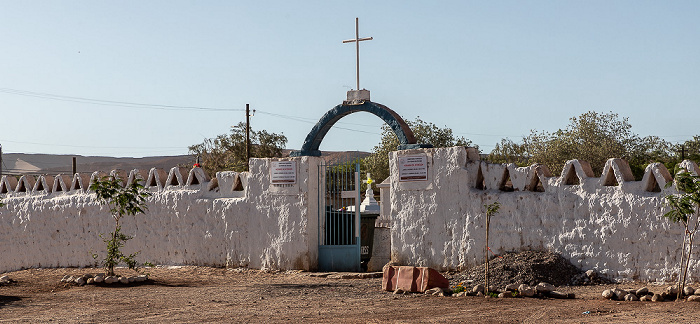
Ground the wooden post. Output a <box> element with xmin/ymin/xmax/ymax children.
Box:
<box><xmin>72</xmin><ymin>157</ymin><xmax>77</xmax><ymax>175</ymax></box>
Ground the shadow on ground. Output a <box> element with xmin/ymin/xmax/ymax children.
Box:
<box><xmin>0</xmin><ymin>295</ymin><xmax>22</xmax><ymax>307</ymax></box>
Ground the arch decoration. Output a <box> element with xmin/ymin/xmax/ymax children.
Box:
<box><xmin>290</xmin><ymin>101</ymin><xmax>432</xmax><ymax>157</ymax></box>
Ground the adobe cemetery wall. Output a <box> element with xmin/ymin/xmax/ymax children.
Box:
<box><xmin>389</xmin><ymin>146</ymin><xmax>698</xmax><ymax>282</ymax></box>
<box><xmin>0</xmin><ymin>157</ymin><xmax>320</xmax><ymax>274</ymax></box>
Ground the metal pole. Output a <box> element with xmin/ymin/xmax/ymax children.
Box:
<box><xmin>246</xmin><ymin>103</ymin><xmax>251</xmax><ymax>171</ymax></box>
<box><xmin>72</xmin><ymin>157</ymin><xmax>77</xmax><ymax>175</ymax></box>
<box><xmin>355</xmin><ymin>17</ymin><xmax>360</xmax><ymax>90</ymax></box>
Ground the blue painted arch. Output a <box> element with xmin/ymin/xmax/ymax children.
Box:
<box><xmin>290</xmin><ymin>101</ymin><xmax>432</xmax><ymax>157</ymax></box>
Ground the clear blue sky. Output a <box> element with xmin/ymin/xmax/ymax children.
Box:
<box><xmin>1</xmin><ymin>1</ymin><xmax>698</xmax><ymax>157</ymax></box>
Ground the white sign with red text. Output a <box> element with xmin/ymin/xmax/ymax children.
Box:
<box><xmin>270</xmin><ymin>161</ymin><xmax>297</xmax><ymax>184</ymax></box>
<box><xmin>398</xmin><ymin>155</ymin><xmax>428</xmax><ymax>182</ymax></box>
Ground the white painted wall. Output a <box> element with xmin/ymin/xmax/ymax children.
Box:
<box><xmin>389</xmin><ymin>146</ymin><xmax>698</xmax><ymax>282</ymax></box>
<box><xmin>0</xmin><ymin>156</ymin><xmax>321</xmax><ymax>274</ymax></box>
<box><xmin>3</xmin><ymin>146</ymin><xmax>697</xmax><ymax>282</ymax></box>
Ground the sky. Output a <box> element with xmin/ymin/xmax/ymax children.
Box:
<box><xmin>1</xmin><ymin>1</ymin><xmax>698</xmax><ymax>158</ymax></box>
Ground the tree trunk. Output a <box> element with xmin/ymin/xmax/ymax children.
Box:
<box><xmin>677</xmin><ymin>231</ymin><xmax>688</xmax><ymax>300</ymax></box>
<box><xmin>485</xmin><ymin>213</ymin><xmax>490</xmax><ymax>294</ymax></box>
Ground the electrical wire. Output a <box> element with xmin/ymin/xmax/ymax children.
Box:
<box><xmin>0</xmin><ymin>88</ymin><xmax>244</xmax><ymax>112</ymax></box>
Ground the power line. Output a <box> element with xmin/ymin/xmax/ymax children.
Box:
<box><xmin>0</xmin><ymin>138</ymin><xmax>183</xmax><ymax>149</ymax></box>
<box><xmin>0</xmin><ymin>88</ymin><xmax>244</xmax><ymax>112</ymax></box>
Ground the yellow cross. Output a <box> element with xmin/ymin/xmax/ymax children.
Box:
<box><xmin>364</xmin><ymin>173</ymin><xmax>374</xmax><ymax>186</ymax></box>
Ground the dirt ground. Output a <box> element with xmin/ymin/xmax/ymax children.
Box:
<box><xmin>1</xmin><ymin>266</ymin><xmax>699</xmax><ymax>323</ymax></box>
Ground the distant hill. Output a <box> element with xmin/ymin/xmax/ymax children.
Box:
<box><xmin>0</xmin><ymin>151</ymin><xmax>371</xmax><ymax>176</ymax></box>
<box><xmin>1</xmin><ymin>153</ymin><xmax>194</xmax><ymax>176</ymax></box>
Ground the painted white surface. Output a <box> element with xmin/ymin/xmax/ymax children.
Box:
<box><xmin>389</xmin><ymin>147</ymin><xmax>697</xmax><ymax>282</ymax></box>
<box><xmin>0</xmin><ymin>156</ymin><xmax>321</xmax><ymax>274</ymax></box>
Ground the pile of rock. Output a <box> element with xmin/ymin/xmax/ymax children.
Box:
<box><xmin>601</xmin><ymin>285</ymin><xmax>700</xmax><ymax>302</ymax></box>
<box><xmin>60</xmin><ymin>273</ymin><xmax>149</xmax><ymax>286</ymax></box>
<box><xmin>446</xmin><ymin>281</ymin><xmax>574</xmax><ymax>299</ymax></box>
<box><xmin>451</xmin><ymin>250</ymin><xmax>611</xmax><ymax>288</ymax></box>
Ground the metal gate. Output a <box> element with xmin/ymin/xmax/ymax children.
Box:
<box><xmin>318</xmin><ymin>162</ymin><xmax>361</xmax><ymax>272</ymax></box>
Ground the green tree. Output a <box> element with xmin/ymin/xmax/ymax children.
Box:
<box><xmin>488</xmin><ymin>111</ymin><xmax>672</xmax><ymax>179</ymax></box>
<box><xmin>363</xmin><ymin>117</ymin><xmax>476</xmax><ymax>184</ymax></box>
<box><xmin>664</xmin><ymin>168</ymin><xmax>700</xmax><ymax>300</ymax></box>
<box><xmin>664</xmin><ymin>136</ymin><xmax>700</xmax><ymax>171</ymax></box>
<box><xmin>189</xmin><ymin>122</ymin><xmax>287</xmax><ymax>176</ymax></box>
<box><xmin>90</xmin><ymin>176</ymin><xmax>152</xmax><ymax>277</ymax></box>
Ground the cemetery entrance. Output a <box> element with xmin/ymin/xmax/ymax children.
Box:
<box><xmin>317</xmin><ymin>162</ymin><xmax>361</xmax><ymax>272</ymax></box>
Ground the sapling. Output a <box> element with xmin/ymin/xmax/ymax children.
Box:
<box><xmin>664</xmin><ymin>169</ymin><xmax>700</xmax><ymax>300</ymax></box>
<box><xmin>484</xmin><ymin>201</ymin><xmax>501</xmax><ymax>294</ymax></box>
<box><xmin>90</xmin><ymin>175</ymin><xmax>152</xmax><ymax>277</ymax></box>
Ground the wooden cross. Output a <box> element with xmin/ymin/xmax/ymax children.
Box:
<box><xmin>342</xmin><ymin>17</ymin><xmax>373</xmax><ymax>91</ymax></box>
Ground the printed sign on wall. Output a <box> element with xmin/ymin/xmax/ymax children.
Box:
<box><xmin>398</xmin><ymin>155</ymin><xmax>428</xmax><ymax>182</ymax></box>
<box><xmin>270</xmin><ymin>161</ymin><xmax>297</xmax><ymax>184</ymax></box>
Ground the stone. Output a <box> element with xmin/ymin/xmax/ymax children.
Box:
<box><xmin>60</xmin><ymin>275</ymin><xmax>70</xmax><ymax>283</ymax></box>
<box><xmin>665</xmin><ymin>285</ymin><xmax>678</xmax><ymax>296</ymax></box>
<box><xmin>695</xmin><ymin>288</ymin><xmax>700</xmax><ymax>296</ymax></box>
<box><xmin>536</xmin><ymin>282</ymin><xmax>555</xmax><ymax>293</ymax></box>
<box><xmin>86</xmin><ymin>278</ymin><xmax>95</xmax><ymax>285</ymax></box>
<box><xmin>104</xmin><ymin>276</ymin><xmax>118</xmax><ymax>284</ymax></box>
<box><xmin>476</xmin><ymin>291</ymin><xmax>484</xmax><ymax>297</ymax></box>
<box><xmin>683</xmin><ymin>286</ymin><xmax>695</xmax><ymax>296</ymax></box>
<box><xmin>0</xmin><ymin>275</ymin><xmax>10</xmax><ymax>284</ymax></box>
<box><xmin>393</xmin><ymin>289</ymin><xmax>405</xmax><ymax>295</ymax></box>
<box><xmin>585</xmin><ymin>269</ymin><xmax>597</xmax><ymax>279</ymax></box>
<box><xmin>548</xmin><ymin>291</ymin><xmax>570</xmax><ymax>299</ymax></box>
<box><xmin>687</xmin><ymin>295</ymin><xmax>700</xmax><ymax>302</ymax></box>
<box><xmin>497</xmin><ymin>292</ymin><xmax>512</xmax><ymax>298</ymax></box>
<box><xmin>82</xmin><ymin>274</ymin><xmax>94</xmax><ymax>280</ymax></box>
<box><xmin>75</xmin><ymin>277</ymin><xmax>86</xmax><ymax>286</ymax></box>
<box><xmin>613</xmin><ymin>288</ymin><xmax>627</xmax><ymax>300</ymax></box>
<box><xmin>128</xmin><ymin>277</ymin><xmax>136</xmax><ymax>283</ymax></box>
<box><xmin>135</xmin><ymin>275</ymin><xmax>148</xmax><ymax>282</ymax></box>
<box><xmin>640</xmin><ymin>295</ymin><xmax>652</xmax><ymax>302</ymax></box>
<box><xmin>472</xmin><ymin>284</ymin><xmax>484</xmax><ymax>294</ymax></box>
<box><xmin>602</xmin><ymin>289</ymin><xmax>614</xmax><ymax>299</ymax></box>
<box><xmin>624</xmin><ymin>294</ymin><xmax>639</xmax><ymax>301</ymax></box>
<box><xmin>635</xmin><ymin>287</ymin><xmax>649</xmax><ymax>296</ymax></box>
<box><xmin>519</xmin><ymin>287</ymin><xmax>536</xmax><ymax>297</ymax></box>
<box><xmin>119</xmin><ymin>277</ymin><xmax>129</xmax><ymax>284</ymax></box>
<box><xmin>651</xmin><ymin>294</ymin><xmax>663</xmax><ymax>302</ymax></box>
<box><xmin>93</xmin><ymin>275</ymin><xmax>104</xmax><ymax>283</ymax></box>
<box><xmin>454</xmin><ymin>291</ymin><xmax>466</xmax><ymax>297</ymax></box>
<box><xmin>424</xmin><ymin>287</ymin><xmax>446</xmax><ymax>296</ymax></box>
<box><xmin>505</xmin><ymin>283</ymin><xmax>519</xmax><ymax>292</ymax></box>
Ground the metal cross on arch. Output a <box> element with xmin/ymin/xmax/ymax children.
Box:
<box><xmin>343</xmin><ymin>17</ymin><xmax>373</xmax><ymax>91</ymax></box>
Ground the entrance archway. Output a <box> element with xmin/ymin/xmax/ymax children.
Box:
<box><xmin>290</xmin><ymin>101</ymin><xmax>432</xmax><ymax>157</ymax></box>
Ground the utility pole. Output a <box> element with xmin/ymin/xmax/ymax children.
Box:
<box><xmin>72</xmin><ymin>157</ymin><xmax>77</xmax><ymax>175</ymax></box>
<box><xmin>682</xmin><ymin>145</ymin><xmax>686</xmax><ymax>161</ymax></box>
<box><xmin>245</xmin><ymin>104</ymin><xmax>251</xmax><ymax>171</ymax></box>
<box><xmin>0</xmin><ymin>144</ymin><xmax>3</xmax><ymax>177</ymax></box>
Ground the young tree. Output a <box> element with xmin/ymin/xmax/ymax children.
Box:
<box><xmin>483</xmin><ymin>201</ymin><xmax>501</xmax><ymax>294</ymax></box>
<box><xmin>664</xmin><ymin>169</ymin><xmax>700</xmax><ymax>300</ymax></box>
<box><xmin>189</xmin><ymin>122</ymin><xmax>287</xmax><ymax>176</ymax></box>
<box><xmin>90</xmin><ymin>176</ymin><xmax>152</xmax><ymax>277</ymax></box>
<box><xmin>363</xmin><ymin>117</ymin><xmax>476</xmax><ymax>184</ymax></box>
